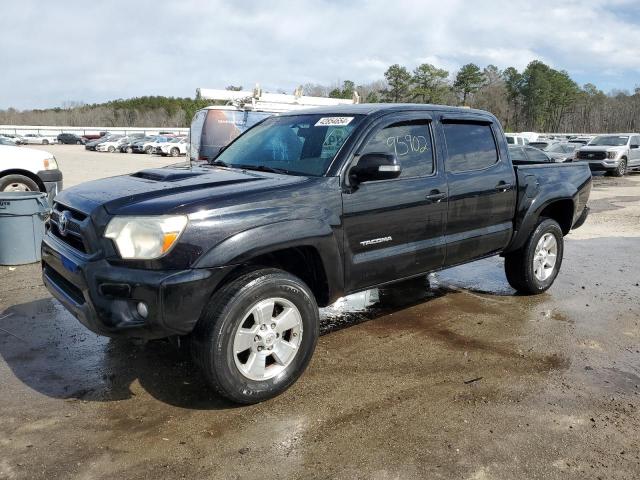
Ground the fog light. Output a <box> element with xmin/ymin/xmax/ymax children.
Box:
<box><xmin>136</xmin><ymin>302</ymin><xmax>149</xmax><ymax>318</ymax></box>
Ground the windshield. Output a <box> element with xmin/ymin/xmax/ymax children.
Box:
<box><xmin>214</xmin><ymin>114</ymin><xmax>363</xmax><ymax>176</ymax></box>
<box><xmin>589</xmin><ymin>135</ymin><xmax>629</xmax><ymax>146</ymax></box>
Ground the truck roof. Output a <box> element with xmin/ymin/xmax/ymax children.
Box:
<box><xmin>280</xmin><ymin>103</ymin><xmax>493</xmax><ymax>117</ymax></box>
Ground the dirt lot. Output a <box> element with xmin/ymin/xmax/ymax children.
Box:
<box><xmin>1</xmin><ymin>146</ymin><xmax>639</xmax><ymax>479</ymax></box>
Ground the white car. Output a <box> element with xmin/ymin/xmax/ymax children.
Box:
<box><xmin>158</xmin><ymin>137</ymin><xmax>189</xmax><ymax>156</ymax></box>
<box><xmin>0</xmin><ymin>145</ymin><xmax>63</xmax><ymax>202</ymax></box>
<box><xmin>96</xmin><ymin>136</ymin><xmax>131</xmax><ymax>153</ymax></box>
<box><xmin>21</xmin><ymin>133</ymin><xmax>58</xmax><ymax>145</ymax></box>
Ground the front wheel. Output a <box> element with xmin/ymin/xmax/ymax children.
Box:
<box><xmin>504</xmin><ymin>218</ymin><xmax>564</xmax><ymax>294</ymax></box>
<box><xmin>613</xmin><ymin>158</ymin><xmax>627</xmax><ymax>177</ymax></box>
<box><xmin>0</xmin><ymin>174</ymin><xmax>39</xmax><ymax>192</ymax></box>
<box><xmin>170</xmin><ymin>147</ymin><xmax>180</xmax><ymax>157</ymax></box>
<box><xmin>42</xmin><ymin>139</ymin><xmax>49</xmax><ymax>145</ymax></box>
<box><xmin>108</xmin><ymin>146</ymin><xmax>115</xmax><ymax>153</ymax></box>
<box><xmin>191</xmin><ymin>268</ymin><xmax>319</xmax><ymax>404</ymax></box>
<box><xmin>126</xmin><ymin>147</ymin><xmax>133</xmax><ymax>153</ymax></box>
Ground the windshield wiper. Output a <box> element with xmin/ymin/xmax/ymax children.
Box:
<box><xmin>210</xmin><ymin>160</ymin><xmax>230</xmax><ymax>167</ymax></box>
<box><xmin>236</xmin><ymin>164</ymin><xmax>295</xmax><ymax>175</ymax></box>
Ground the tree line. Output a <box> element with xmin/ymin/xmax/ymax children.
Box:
<box><xmin>1</xmin><ymin>62</ymin><xmax>639</xmax><ymax>133</ymax></box>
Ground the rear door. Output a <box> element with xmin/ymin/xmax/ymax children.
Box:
<box><xmin>342</xmin><ymin>113</ymin><xmax>447</xmax><ymax>291</ymax></box>
<box><xmin>438</xmin><ymin>114</ymin><xmax>516</xmax><ymax>266</ymax></box>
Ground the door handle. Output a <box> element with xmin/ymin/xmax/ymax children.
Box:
<box><xmin>425</xmin><ymin>191</ymin><xmax>447</xmax><ymax>203</ymax></box>
<box><xmin>495</xmin><ymin>182</ymin><xmax>514</xmax><ymax>192</ymax></box>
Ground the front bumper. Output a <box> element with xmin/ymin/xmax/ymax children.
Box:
<box><xmin>585</xmin><ymin>159</ymin><xmax>619</xmax><ymax>171</ymax></box>
<box><xmin>41</xmin><ymin>234</ymin><xmax>232</xmax><ymax>339</ymax></box>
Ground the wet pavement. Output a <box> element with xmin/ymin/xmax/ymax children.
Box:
<box><xmin>1</xmin><ymin>171</ymin><xmax>640</xmax><ymax>479</ymax></box>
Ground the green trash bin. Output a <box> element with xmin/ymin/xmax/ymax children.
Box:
<box><xmin>0</xmin><ymin>192</ymin><xmax>51</xmax><ymax>265</ymax></box>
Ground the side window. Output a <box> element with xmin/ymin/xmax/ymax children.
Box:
<box><xmin>509</xmin><ymin>147</ymin><xmax>526</xmax><ymax>162</ymax></box>
<box><xmin>632</xmin><ymin>136</ymin><xmax>640</xmax><ymax>147</ymax></box>
<box><xmin>525</xmin><ymin>147</ymin><xmax>550</xmax><ymax>163</ymax></box>
<box><xmin>443</xmin><ymin>122</ymin><xmax>498</xmax><ymax>173</ymax></box>
<box><xmin>359</xmin><ymin>120</ymin><xmax>434</xmax><ymax>177</ymax></box>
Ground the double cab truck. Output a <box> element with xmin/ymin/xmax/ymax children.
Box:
<box><xmin>41</xmin><ymin>104</ymin><xmax>591</xmax><ymax>404</ymax></box>
<box><xmin>575</xmin><ymin>133</ymin><xmax>640</xmax><ymax>176</ymax></box>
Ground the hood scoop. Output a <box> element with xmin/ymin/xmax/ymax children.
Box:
<box><xmin>131</xmin><ymin>169</ymin><xmax>204</xmax><ymax>182</ymax></box>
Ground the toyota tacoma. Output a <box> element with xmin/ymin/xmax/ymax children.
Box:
<box><xmin>42</xmin><ymin>104</ymin><xmax>591</xmax><ymax>404</ymax></box>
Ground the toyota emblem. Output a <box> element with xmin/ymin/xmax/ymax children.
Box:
<box><xmin>59</xmin><ymin>211</ymin><xmax>70</xmax><ymax>236</ymax></box>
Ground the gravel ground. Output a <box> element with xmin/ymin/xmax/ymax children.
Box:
<box><xmin>0</xmin><ymin>149</ymin><xmax>639</xmax><ymax>479</ymax></box>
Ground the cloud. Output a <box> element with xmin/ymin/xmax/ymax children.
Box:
<box><xmin>1</xmin><ymin>0</ymin><xmax>639</xmax><ymax>109</ymax></box>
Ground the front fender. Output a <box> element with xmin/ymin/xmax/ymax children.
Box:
<box><xmin>193</xmin><ymin>219</ymin><xmax>344</xmax><ymax>296</ymax></box>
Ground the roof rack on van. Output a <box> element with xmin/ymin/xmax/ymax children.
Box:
<box><xmin>196</xmin><ymin>85</ymin><xmax>359</xmax><ymax>113</ymax></box>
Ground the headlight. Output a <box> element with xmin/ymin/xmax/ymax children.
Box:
<box><xmin>104</xmin><ymin>215</ymin><xmax>188</xmax><ymax>259</ymax></box>
<box><xmin>43</xmin><ymin>156</ymin><xmax>58</xmax><ymax>170</ymax></box>
<box><xmin>607</xmin><ymin>151</ymin><xmax>618</xmax><ymax>159</ymax></box>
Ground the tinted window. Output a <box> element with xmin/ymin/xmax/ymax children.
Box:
<box><xmin>506</xmin><ymin>136</ymin><xmax>515</xmax><ymax>144</ymax></box>
<box><xmin>443</xmin><ymin>122</ymin><xmax>498</xmax><ymax>172</ymax></box>
<box><xmin>360</xmin><ymin>120</ymin><xmax>434</xmax><ymax>177</ymax></box>
<box><xmin>508</xmin><ymin>147</ymin><xmax>526</xmax><ymax>162</ymax></box>
<box><xmin>632</xmin><ymin>136</ymin><xmax>640</xmax><ymax>146</ymax></box>
<box><xmin>525</xmin><ymin>147</ymin><xmax>550</xmax><ymax>163</ymax></box>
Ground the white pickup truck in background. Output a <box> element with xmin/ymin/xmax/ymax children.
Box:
<box><xmin>0</xmin><ymin>145</ymin><xmax>63</xmax><ymax>203</ymax></box>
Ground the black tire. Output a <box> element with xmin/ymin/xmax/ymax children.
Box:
<box><xmin>42</xmin><ymin>139</ymin><xmax>49</xmax><ymax>145</ymax></box>
<box><xmin>0</xmin><ymin>174</ymin><xmax>39</xmax><ymax>192</ymax></box>
<box><xmin>191</xmin><ymin>268</ymin><xmax>319</xmax><ymax>404</ymax></box>
<box><xmin>170</xmin><ymin>147</ymin><xmax>180</xmax><ymax>157</ymax></box>
<box><xmin>108</xmin><ymin>146</ymin><xmax>115</xmax><ymax>153</ymax></box>
<box><xmin>613</xmin><ymin>158</ymin><xmax>627</xmax><ymax>177</ymax></box>
<box><xmin>504</xmin><ymin>218</ymin><xmax>564</xmax><ymax>294</ymax></box>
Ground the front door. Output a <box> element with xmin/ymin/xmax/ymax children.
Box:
<box><xmin>438</xmin><ymin>116</ymin><xmax>517</xmax><ymax>266</ymax></box>
<box><xmin>342</xmin><ymin>114</ymin><xmax>447</xmax><ymax>292</ymax></box>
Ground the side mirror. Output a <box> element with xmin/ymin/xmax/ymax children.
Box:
<box><xmin>349</xmin><ymin>153</ymin><xmax>401</xmax><ymax>184</ymax></box>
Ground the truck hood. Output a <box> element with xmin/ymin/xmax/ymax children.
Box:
<box><xmin>54</xmin><ymin>166</ymin><xmax>305</xmax><ymax>216</ymax></box>
<box><xmin>580</xmin><ymin>145</ymin><xmax>626</xmax><ymax>152</ymax></box>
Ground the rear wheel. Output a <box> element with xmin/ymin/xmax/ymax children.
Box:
<box><xmin>42</xmin><ymin>139</ymin><xmax>49</xmax><ymax>145</ymax></box>
<box><xmin>504</xmin><ymin>218</ymin><xmax>564</xmax><ymax>294</ymax></box>
<box><xmin>0</xmin><ymin>174</ymin><xmax>39</xmax><ymax>193</ymax></box>
<box><xmin>613</xmin><ymin>158</ymin><xmax>627</xmax><ymax>177</ymax></box>
<box><xmin>126</xmin><ymin>146</ymin><xmax>133</xmax><ymax>153</ymax></box>
<box><xmin>76</xmin><ymin>140</ymin><xmax>82</xmax><ymax>145</ymax></box>
<box><xmin>108</xmin><ymin>146</ymin><xmax>115</xmax><ymax>153</ymax></box>
<box><xmin>144</xmin><ymin>146</ymin><xmax>153</xmax><ymax>154</ymax></box>
<box><xmin>191</xmin><ymin>268</ymin><xmax>319</xmax><ymax>404</ymax></box>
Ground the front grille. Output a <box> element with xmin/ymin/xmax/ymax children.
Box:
<box><xmin>49</xmin><ymin>203</ymin><xmax>89</xmax><ymax>253</ymax></box>
<box><xmin>44</xmin><ymin>265</ymin><xmax>85</xmax><ymax>305</ymax></box>
<box><xmin>577</xmin><ymin>150</ymin><xmax>606</xmax><ymax>160</ymax></box>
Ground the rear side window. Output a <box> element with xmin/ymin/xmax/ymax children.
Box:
<box><xmin>360</xmin><ymin>120</ymin><xmax>434</xmax><ymax>177</ymax></box>
<box><xmin>443</xmin><ymin>122</ymin><xmax>498</xmax><ymax>173</ymax></box>
<box><xmin>525</xmin><ymin>148</ymin><xmax>550</xmax><ymax>163</ymax></box>
<box><xmin>508</xmin><ymin>147</ymin><xmax>526</xmax><ymax>162</ymax></box>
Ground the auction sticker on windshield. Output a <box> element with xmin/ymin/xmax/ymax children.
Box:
<box><xmin>315</xmin><ymin>117</ymin><xmax>354</xmax><ymax>127</ymax></box>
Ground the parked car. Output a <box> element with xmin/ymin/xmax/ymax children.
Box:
<box><xmin>42</xmin><ymin>104</ymin><xmax>592</xmax><ymax>404</ymax></box>
<box><xmin>575</xmin><ymin>134</ymin><xmax>640</xmax><ymax>176</ymax></box>
<box><xmin>82</xmin><ymin>132</ymin><xmax>108</xmax><ymax>142</ymax></box>
<box><xmin>567</xmin><ymin>137</ymin><xmax>591</xmax><ymax>145</ymax></box>
<box><xmin>0</xmin><ymin>145</ymin><xmax>62</xmax><ymax>203</ymax></box>
<box><xmin>85</xmin><ymin>134</ymin><xmax>122</xmax><ymax>151</ymax></box>
<box><xmin>1</xmin><ymin>134</ymin><xmax>26</xmax><ymax>145</ymax></box>
<box><xmin>96</xmin><ymin>136</ymin><xmax>136</xmax><ymax>153</ymax></box>
<box><xmin>543</xmin><ymin>142</ymin><xmax>578</xmax><ymax>162</ymax></box>
<box><xmin>57</xmin><ymin>133</ymin><xmax>86</xmax><ymax>145</ymax></box>
<box><xmin>0</xmin><ymin>136</ymin><xmax>17</xmax><ymax>146</ymax></box>
<box><xmin>22</xmin><ymin>133</ymin><xmax>58</xmax><ymax>145</ymax></box>
<box><xmin>509</xmin><ymin>146</ymin><xmax>559</xmax><ymax>164</ymax></box>
<box><xmin>131</xmin><ymin>135</ymin><xmax>170</xmax><ymax>154</ymax></box>
<box><xmin>528</xmin><ymin>141</ymin><xmax>557</xmax><ymax>150</ymax></box>
<box><xmin>505</xmin><ymin>134</ymin><xmax>529</xmax><ymax>146</ymax></box>
<box><xmin>157</xmin><ymin>137</ymin><xmax>189</xmax><ymax>157</ymax></box>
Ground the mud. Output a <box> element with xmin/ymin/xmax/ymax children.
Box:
<box><xmin>1</xmin><ymin>155</ymin><xmax>640</xmax><ymax>479</ymax></box>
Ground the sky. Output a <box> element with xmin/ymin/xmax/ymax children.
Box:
<box><xmin>2</xmin><ymin>0</ymin><xmax>640</xmax><ymax>110</ymax></box>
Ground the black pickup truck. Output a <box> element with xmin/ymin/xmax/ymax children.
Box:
<box><xmin>42</xmin><ymin>104</ymin><xmax>591</xmax><ymax>404</ymax></box>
